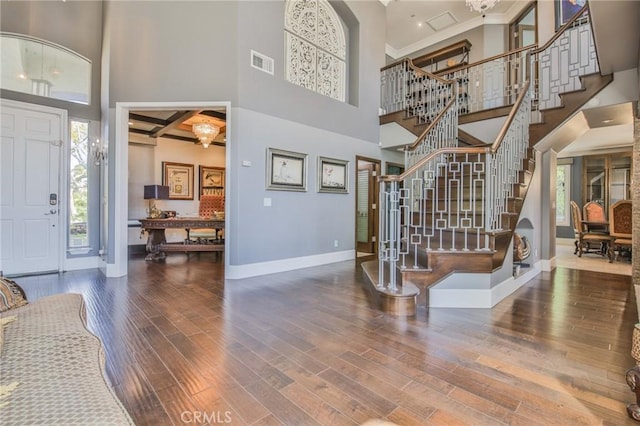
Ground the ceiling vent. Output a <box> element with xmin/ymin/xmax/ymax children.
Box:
<box><xmin>427</xmin><ymin>11</ymin><xmax>458</xmax><ymax>32</ymax></box>
<box><xmin>251</xmin><ymin>50</ymin><xmax>274</xmax><ymax>75</ymax></box>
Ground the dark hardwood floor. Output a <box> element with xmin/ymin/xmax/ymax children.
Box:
<box><xmin>12</xmin><ymin>254</ymin><xmax>639</xmax><ymax>425</ymax></box>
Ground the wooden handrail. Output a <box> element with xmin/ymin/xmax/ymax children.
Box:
<box><xmin>382</xmin><ymin>79</ymin><xmax>530</xmax><ymax>183</ymax></box>
<box><xmin>382</xmin><ymin>146</ymin><xmax>489</xmax><ymax>182</ymax></box>
<box><xmin>381</xmin><ymin>58</ymin><xmax>454</xmax><ymax>84</ymax></box>
<box><xmin>404</xmin><ymin>95</ymin><xmax>457</xmax><ymax>152</ymax></box>
<box><xmin>491</xmin><ymin>79</ymin><xmax>530</xmax><ymax>152</ymax></box>
<box><xmin>435</xmin><ymin>45</ymin><xmax>535</xmax><ymax>76</ymax></box>
<box><xmin>405</xmin><ymin>59</ymin><xmax>453</xmax><ymax>84</ymax></box>
<box><xmin>531</xmin><ymin>4</ymin><xmax>589</xmax><ymax>55</ymax></box>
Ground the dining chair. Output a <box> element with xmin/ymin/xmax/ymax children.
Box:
<box><xmin>608</xmin><ymin>200</ymin><xmax>632</xmax><ymax>263</ymax></box>
<box><xmin>570</xmin><ymin>200</ymin><xmax>610</xmax><ymax>257</ymax></box>
<box><xmin>583</xmin><ymin>201</ymin><xmax>608</xmax><ymax>233</ymax></box>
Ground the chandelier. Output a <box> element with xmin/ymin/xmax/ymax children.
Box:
<box><xmin>466</xmin><ymin>0</ymin><xmax>499</xmax><ymax>14</ymax></box>
<box><xmin>191</xmin><ymin>122</ymin><xmax>220</xmax><ymax>149</ymax></box>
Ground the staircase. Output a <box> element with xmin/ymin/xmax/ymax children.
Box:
<box><xmin>366</xmin><ymin>4</ymin><xmax>612</xmax><ymax>315</ymax></box>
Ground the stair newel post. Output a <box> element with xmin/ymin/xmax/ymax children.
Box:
<box><xmin>378</xmin><ymin>180</ymin><xmax>387</xmax><ymax>290</ymax></box>
<box><xmin>379</xmin><ymin>178</ymin><xmax>400</xmax><ymax>292</ymax></box>
<box><xmin>388</xmin><ymin>179</ymin><xmax>400</xmax><ymax>292</ymax></box>
<box><xmin>484</xmin><ymin>148</ymin><xmax>494</xmax><ymax>248</ymax></box>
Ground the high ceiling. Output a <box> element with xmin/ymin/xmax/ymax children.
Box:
<box><xmin>383</xmin><ymin>0</ymin><xmax>639</xmax><ymax>154</ymax></box>
<box><xmin>385</xmin><ymin>0</ymin><xmax>525</xmax><ymax>58</ymax></box>
<box><xmin>127</xmin><ymin>2</ymin><xmax>638</xmax><ymax>153</ymax></box>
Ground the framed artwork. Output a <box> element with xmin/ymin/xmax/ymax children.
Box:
<box><xmin>162</xmin><ymin>162</ymin><xmax>194</xmax><ymax>200</ymax></box>
<box><xmin>318</xmin><ymin>156</ymin><xmax>349</xmax><ymax>194</ymax></box>
<box><xmin>555</xmin><ymin>0</ymin><xmax>585</xmax><ymax>30</ymax></box>
<box><xmin>199</xmin><ymin>166</ymin><xmax>225</xmax><ymax>198</ymax></box>
<box><xmin>266</xmin><ymin>147</ymin><xmax>307</xmax><ymax>191</ymax></box>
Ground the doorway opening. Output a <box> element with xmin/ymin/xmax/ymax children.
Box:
<box><xmin>111</xmin><ymin>101</ymin><xmax>231</xmax><ymax>277</ymax></box>
<box><xmin>355</xmin><ymin>156</ymin><xmax>381</xmax><ymax>262</ymax></box>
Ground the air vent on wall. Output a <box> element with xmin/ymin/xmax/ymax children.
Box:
<box><xmin>250</xmin><ymin>50</ymin><xmax>274</xmax><ymax>75</ymax></box>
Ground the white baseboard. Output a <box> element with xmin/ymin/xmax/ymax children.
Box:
<box><xmin>541</xmin><ymin>257</ymin><xmax>555</xmax><ymax>271</ymax></box>
<box><xmin>226</xmin><ymin>250</ymin><xmax>355</xmax><ymax>279</ymax></box>
<box><xmin>64</xmin><ymin>256</ymin><xmax>104</xmax><ymax>272</ymax></box>
<box><xmin>429</xmin><ymin>261</ymin><xmax>542</xmax><ymax>308</ymax></box>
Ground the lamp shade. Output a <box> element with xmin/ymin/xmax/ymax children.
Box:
<box><xmin>144</xmin><ymin>185</ymin><xmax>169</xmax><ymax>200</ymax></box>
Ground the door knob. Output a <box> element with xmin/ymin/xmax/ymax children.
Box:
<box><xmin>44</xmin><ymin>209</ymin><xmax>57</xmax><ymax>215</ymax></box>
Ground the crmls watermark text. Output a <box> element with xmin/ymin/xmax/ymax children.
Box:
<box><xmin>181</xmin><ymin>411</ymin><xmax>232</xmax><ymax>424</ymax></box>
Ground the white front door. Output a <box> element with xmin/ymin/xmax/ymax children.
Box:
<box><xmin>0</xmin><ymin>100</ymin><xmax>65</xmax><ymax>276</ymax></box>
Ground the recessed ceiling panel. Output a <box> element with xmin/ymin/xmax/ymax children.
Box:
<box><xmin>582</xmin><ymin>103</ymin><xmax>633</xmax><ymax>128</ymax></box>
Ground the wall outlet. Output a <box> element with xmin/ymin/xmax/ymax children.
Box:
<box><xmin>334</xmin><ymin>240</ymin><xmax>339</xmax><ymax>247</ymax></box>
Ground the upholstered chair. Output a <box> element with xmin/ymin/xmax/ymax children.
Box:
<box><xmin>570</xmin><ymin>200</ymin><xmax>610</xmax><ymax>257</ymax></box>
<box><xmin>582</xmin><ymin>201</ymin><xmax>607</xmax><ymax>234</ymax></box>
<box><xmin>189</xmin><ymin>195</ymin><xmax>225</xmax><ymax>243</ymax></box>
<box><xmin>608</xmin><ymin>200</ymin><xmax>632</xmax><ymax>263</ymax></box>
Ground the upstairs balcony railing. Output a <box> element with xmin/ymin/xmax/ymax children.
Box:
<box><xmin>380</xmin><ymin>59</ymin><xmax>456</xmax><ymax>124</ymax></box>
<box><xmin>380</xmin><ymin>4</ymin><xmax>597</xmax><ymax>125</ymax></box>
<box><xmin>529</xmin><ymin>6</ymin><xmax>599</xmax><ymax>112</ymax></box>
<box><xmin>439</xmin><ymin>45</ymin><xmax>531</xmax><ymax>115</ymax></box>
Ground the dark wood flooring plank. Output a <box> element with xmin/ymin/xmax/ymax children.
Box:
<box><xmin>244</xmin><ymin>378</ymin><xmax>321</xmax><ymax>426</ymax></box>
<box><xmin>11</xmin><ymin>257</ymin><xmax>638</xmax><ymax>426</ymax></box>
<box><xmin>279</xmin><ymin>382</ymin><xmax>357</xmax><ymax>426</ymax></box>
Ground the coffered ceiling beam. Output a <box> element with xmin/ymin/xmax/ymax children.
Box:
<box><xmin>150</xmin><ymin>110</ymin><xmax>203</xmax><ymax>138</ymax></box>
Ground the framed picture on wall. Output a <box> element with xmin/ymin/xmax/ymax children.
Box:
<box><xmin>162</xmin><ymin>162</ymin><xmax>194</xmax><ymax>200</ymax></box>
<box><xmin>317</xmin><ymin>156</ymin><xmax>349</xmax><ymax>193</ymax></box>
<box><xmin>266</xmin><ymin>147</ymin><xmax>307</xmax><ymax>191</ymax></box>
<box><xmin>555</xmin><ymin>0</ymin><xmax>586</xmax><ymax>29</ymax></box>
<box><xmin>199</xmin><ymin>166</ymin><xmax>225</xmax><ymax>198</ymax></box>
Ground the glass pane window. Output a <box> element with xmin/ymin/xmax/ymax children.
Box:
<box><xmin>69</xmin><ymin>120</ymin><xmax>89</xmax><ymax>248</ymax></box>
<box><xmin>1</xmin><ymin>33</ymin><xmax>91</xmax><ymax>105</ymax></box>
<box><xmin>556</xmin><ymin>164</ymin><xmax>570</xmax><ymax>226</ymax></box>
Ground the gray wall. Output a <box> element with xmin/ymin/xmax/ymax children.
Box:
<box><xmin>229</xmin><ymin>108</ymin><xmax>396</xmax><ymax>265</ymax></box>
<box><xmin>236</xmin><ymin>0</ymin><xmax>384</xmax><ymax>143</ymax></box>
<box><xmin>0</xmin><ymin>0</ymin><xmax>103</xmax><ymax>121</ymax></box>
<box><xmin>556</xmin><ymin>157</ymin><xmax>583</xmax><ymax>238</ymax></box>
<box><xmin>103</xmin><ymin>1</ymin><xmax>239</xmax><ymax>105</ymax></box>
<box><xmin>229</xmin><ymin>0</ymin><xmax>388</xmax><ymax>265</ymax></box>
<box><xmin>102</xmin><ymin>0</ymin><xmax>389</xmax><ymax>266</ymax></box>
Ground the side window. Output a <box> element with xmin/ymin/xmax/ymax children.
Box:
<box><xmin>556</xmin><ymin>164</ymin><xmax>571</xmax><ymax>226</ymax></box>
<box><xmin>69</xmin><ymin>119</ymin><xmax>90</xmax><ymax>248</ymax></box>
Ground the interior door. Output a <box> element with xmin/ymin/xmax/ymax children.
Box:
<box><xmin>1</xmin><ymin>101</ymin><xmax>63</xmax><ymax>276</ymax></box>
<box><xmin>356</xmin><ymin>157</ymin><xmax>380</xmax><ymax>256</ymax></box>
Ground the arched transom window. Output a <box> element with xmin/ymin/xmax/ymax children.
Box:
<box><xmin>285</xmin><ymin>0</ymin><xmax>346</xmax><ymax>102</ymax></box>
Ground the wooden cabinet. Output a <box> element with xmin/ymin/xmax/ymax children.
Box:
<box><xmin>582</xmin><ymin>153</ymin><xmax>631</xmax><ymax>212</ymax></box>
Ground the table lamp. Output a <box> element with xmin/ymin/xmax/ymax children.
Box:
<box><xmin>143</xmin><ymin>185</ymin><xmax>169</xmax><ymax>218</ymax></box>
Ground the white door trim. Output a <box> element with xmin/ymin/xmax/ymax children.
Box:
<box><xmin>0</xmin><ymin>98</ymin><xmax>68</xmax><ymax>275</ymax></box>
<box><xmin>110</xmin><ymin>101</ymin><xmax>232</xmax><ymax>277</ymax></box>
